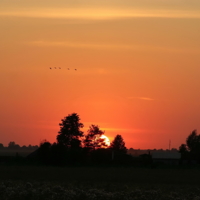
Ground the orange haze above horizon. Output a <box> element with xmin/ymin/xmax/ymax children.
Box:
<box><xmin>1</xmin><ymin>0</ymin><xmax>200</xmax><ymax>149</ymax></box>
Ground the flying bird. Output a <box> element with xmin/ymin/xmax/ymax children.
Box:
<box><xmin>75</xmin><ymin>69</ymin><xmax>77</xmax><ymax>71</ymax></box>
<box><xmin>50</xmin><ymin>67</ymin><xmax>52</xmax><ymax>69</ymax></box>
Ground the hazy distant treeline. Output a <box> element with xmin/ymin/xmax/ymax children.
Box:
<box><xmin>0</xmin><ymin>141</ymin><xmax>38</xmax><ymax>150</ymax></box>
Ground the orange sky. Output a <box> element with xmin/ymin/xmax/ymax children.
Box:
<box><xmin>1</xmin><ymin>0</ymin><xmax>200</xmax><ymax>149</ymax></box>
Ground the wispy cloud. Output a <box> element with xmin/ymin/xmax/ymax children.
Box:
<box><xmin>26</xmin><ymin>40</ymin><xmax>133</xmax><ymax>50</ymax></box>
<box><xmin>0</xmin><ymin>8</ymin><xmax>200</xmax><ymax>19</ymax></box>
<box><xmin>26</xmin><ymin>40</ymin><xmax>157</xmax><ymax>52</ymax></box>
<box><xmin>138</xmin><ymin>97</ymin><xmax>155</xmax><ymax>101</ymax></box>
<box><xmin>128</xmin><ymin>97</ymin><xmax>155</xmax><ymax>101</ymax></box>
<box><xmin>25</xmin><ymin>40</ymin><xmax>200</xmax><ymax>54</ymax></box>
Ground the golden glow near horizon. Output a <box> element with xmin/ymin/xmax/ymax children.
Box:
<box><xmin>1</xmin><ymin>0</ymin><xmax>200</xmax><ymax>149</ymax></box>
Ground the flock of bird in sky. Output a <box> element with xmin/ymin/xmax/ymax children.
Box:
<box><xmin>49</xmin><ymin>67</ymin><xmax>77</xmax><ymax>70</ymax></box>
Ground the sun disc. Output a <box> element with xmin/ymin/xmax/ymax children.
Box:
<box><xmin>100</xmin><ymin>135</ymin><xmax>110</xmax><ymax>146</ymax></box>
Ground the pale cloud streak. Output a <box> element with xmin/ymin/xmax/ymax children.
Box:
<box><xmin>0</xmin><ymin>8</ymin><xmax>200</xmax><ymax>19</ymax></box>
<box><xmin>25</xmin><ymin>40</ymin><xmax>135</xmax><ymax>50</ymax></box>
<box><xmin>25</xmin><ymin>41</ymin><xmax>200</xmax><ymax>54</ymax></box>
<box><xmin>128</xmin><ymin>97</ymin><xmax>155</xmax><ymax>101</ymax></box>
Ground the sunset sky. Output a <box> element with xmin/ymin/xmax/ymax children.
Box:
<box><xmin>1</xmin><ymin>0</ymin><xmax>200</xmax><ymax>149</ymax></box>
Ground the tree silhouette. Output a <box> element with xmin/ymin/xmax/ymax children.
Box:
<box><xmin>179</xmin><ymin>143</ymin><xmax>189</xmax><ymax>160</ymax></box>
<box><xmin>179</xmin><ymin>130</ymin><xmax>200</xmax><ymax>161</ymax></box>
<box><xmin>57</xmin><ymin>113</ymin><xmax>84</xmax><ymax>149</ymax></box>
<box><xmin>186</xmin><ymin>130</ymin><xmax>200</xmax><ymax>153</ymax></box>
<box><xmin>37</xmin><ymin>140</ymin><xmax>52</xmax><ymax>164</ymax></box>
<box><xmin>110</xmin><ymin>135</ymin><xmax>127</xmax><ymax>154</ymax></box>
<box><xmin>84</xmin><ymin>124</ymin><xmax>107</xmax><ymax>150</ymax></box>
<box><xmin>8</xmin><ymin>141</ymin><xmax>20</xmax><ymax>149</ymax></box>
<box><xmin>179</xmin><ymin>144</ymin><xmax>187</xmax><ymax>153</ymax></box>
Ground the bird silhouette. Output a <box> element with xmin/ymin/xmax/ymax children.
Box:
<box><xmin>59</xmin><ymin>67</ymin><xmax>61</xmax><ymax>69</ymax></box>
<box><xmin>50</xmin><ymin>67</ymin><xmax>52</xmax><ymax>69</ymax></box>
<box><xmin>75</xmin><ymin>69</ymin><xmax>77</xmax><ymax>71</ymax></box>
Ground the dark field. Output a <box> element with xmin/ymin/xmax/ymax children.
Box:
<box><xmin>1</xmin><ymin>165</ymin><xmax>200</xmax><ymax>199</ymax></box>
<box><xmin>0</xmin><ymin>149</ymin><xmax>36</xmax><ymax>157</ymax></box>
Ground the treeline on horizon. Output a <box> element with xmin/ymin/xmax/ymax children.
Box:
<box><xmin>1</xmin><ymin>113</ymin><xmax>200</xmax><ymax>166</ymax></box>
<box><xmin>29</xmin><ymin>113</ymin><xmax>200</xmax><ymax>166</ymax></box>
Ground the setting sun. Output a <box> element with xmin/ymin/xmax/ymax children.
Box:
<box><xmin>100</xmin><ymin>135</ymin><xmax>110</xmax><ymax>147</ymax></box>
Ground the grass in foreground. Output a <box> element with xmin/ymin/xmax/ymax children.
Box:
<box><xmin>1</xmin><ymin>165</ymin><xmax>200</xmax><ymax>199</ymax></box>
